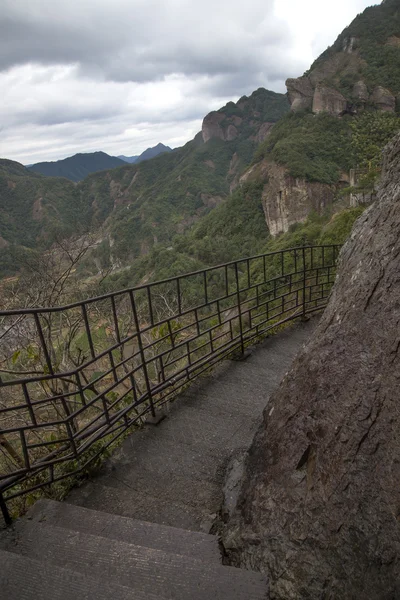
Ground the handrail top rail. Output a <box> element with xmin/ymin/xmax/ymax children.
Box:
<box><xmin>0</xmin><ymin>244</ymin><xmax>341</xmax><ymax>316</ymax></box>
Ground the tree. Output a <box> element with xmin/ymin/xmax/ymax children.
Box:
<box><xmin>350</xmin><ymin>111</ymin><xmax>400</xmax><ymax>171</ymax></box>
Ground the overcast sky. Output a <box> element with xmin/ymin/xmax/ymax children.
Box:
<box><xmin>0</xmin><ymin>0</ymin><xmax>375</xmax><ymax>165</ymax></box>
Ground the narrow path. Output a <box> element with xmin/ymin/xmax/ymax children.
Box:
<box><xmin>68</xmin><ymin>318</ymin><xmax>317</xmax><ymax>532</ymax></box>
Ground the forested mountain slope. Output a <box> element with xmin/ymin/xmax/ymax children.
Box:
<box><xmin>0</xmin><ymin>89</ymin><xmax>289</xmax><ymax>279</ymax></box>
<box><xmin>28</xmin><ymin>151</ymin><xmax>126</xmax><ymax>182</ymax></box>
<box><xmin>0</xmin><ymin>160</ymin><xmax>88</xmax><ymax>277</ymax></box>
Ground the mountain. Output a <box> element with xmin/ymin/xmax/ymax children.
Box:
<box><xmin>3</xmin><ymin>0</ymin><xmax>400</xmax><ymax>286</ymax></box>
<box><xmin>240</xmin><ymin>0</ymin><xmax>400</xmax><ymax>237</ymax></box>
<box><xmin>287</xmin><ymin>0</ymin><xmax>400</xmax><ymax>114</ymax></box>
<box><xmin>0</xmin><ymin>88</ymin><xmax>289</xmax><ymax>280</ymax></box>
<box><xmin>118</xmin><ymin>143</ymin><xmax>173</xmax><ymax>164</ymax></box>
<box><xmin>28</xmin><ymin>151</ymin><xmax>126</xmax><ymax>182</ymax></box>
<box><xmin>76</xmin><ymin>88</ymin><xmax>289</xmax><ymax>271</ymax></box>
<box><xmin>117</xmin><ymin>155</ymin><xmax>139</xmax><ymax>164</ymax></box>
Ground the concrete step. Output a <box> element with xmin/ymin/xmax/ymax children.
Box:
<box><xmin>4</xmin><ymin>522</ymin><xmax>269</xmax><ymax>600</ymax></box>
<box><xmin>25</xmin><ymin>498</ymin><xmax>221</xmax><ymax>563</ymax></box>
<box><xmin>68</xmin><ymin>479</ymin><xmax>216</xmax><ymax>531</ymax></box>
<box><xmin>0</xmin><ymin>548</ymin><xmax>160</xmax><ymax>600</ymax></box>
<box><xmin>93</xmin><ymin>464</ymin><xmax>223</xmax><ymax>512</ymax></box>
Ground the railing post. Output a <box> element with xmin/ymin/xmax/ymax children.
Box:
<box><xmin>234</xmin><ymin>263</ymin><xmax>245</xmax><ymax>355</ymax></box>
<box><xmin>302</xmin><ymin>247</ymin><xmax>307</xmax><ymax>320</ymax></box>
<box><xmin>129</xmin><ymin>291</ymin><xmax>156</xmax><ymax>419</ymax></box>
<box><xmin>0</xmin><ymin>492</ymin><xmax>12</xmax><ymax>526</ymax></box>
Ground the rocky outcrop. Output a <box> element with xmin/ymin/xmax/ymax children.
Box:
<box><xmin>32</xmin><ymin>197</ymin><xmax>44</xmax><ymax>221</ymax></box>
<box><xmin>201</xmin><ymin>90</ymin><xmax>287</xmax><ymax>144</ymax></box>
<box><xmin>287</xmin><ymin>50</ymin><xmax>365</xmax><ymax>116</ymax></box>
<box><xmin>342</xmin><ymin>36</ymin><xmax>357</xmax><ymax>53</ymax></box>
<box><xmin>285</xmin><ymin>11</ymin><xmax>399</xmax><ymax>116</ymax></box>
<box><xmin>226</xmin><ymin>124</ymin><xmax>238</xmax><ymax>141</ymax></box>
<box><xmin>386</xmin><ymin>35</ymin><xmax>400</xmax><ymax>47</ymax></box>
<box><xmin>222</xmin><ymin>134</ymin><xmax>400</xmax><ymax>599</ymax></box>
<box><xmin>286</xmin><ymin>77</ymin><xmax>314</xmax><ymax>112</ymax></box>
<box><xmin>349</xmin><ymin>168</ymin><xmax>377</xmax><ymax>207</ymax></box>
<box><xmin>312</xmin><ymin>84</ymin><xmax>347</xmax><ymax>115</ymax></box>
<box><xmin>353</xmin><ymin>80</ymin><xmax>369</xmax><ymax>104</ymax></box>
<box><xmin>286</xmin><ymin>77</ymin><xmax>349</xmax><ymax>116</ymax></box>
<box><xmin>253</xmin><ymin>122</ymin><xmax>275</xmax><ymax>144</ymax></box>
<box><xmin>370</xmin><ymin>86</ymin><xmax>396</xmax><ymax>112</ymax></box>
<box><xmin>202</xmin><ymin>112</ymin><xmax>226</xmax><ymax>143</ymax></box>
<box><xmin>241</xmin><ymin>161</ymin><xmax>336</xmax><ymax>236</ymax></box>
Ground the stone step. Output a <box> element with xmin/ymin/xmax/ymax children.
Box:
<box><xmin>0</xmin><ymin>548</ymin><xmax>160</xmax><ymax>600</ymax></box>
<box><xmin>4</xmin><ymin>522</ymin><xmax>269</xmax><ymax>600</ymax></box>
<box><xmin>26</xmin><ymin>498</ymin><xmax>221</xmax><ymax>563</ymax></box>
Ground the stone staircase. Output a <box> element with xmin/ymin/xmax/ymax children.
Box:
<box><xmin>0</xmin><ymin>498</ymin><xmax>268</xmax><ymax>599</ymax></box>
<box><xmin>0</xmin><ymin>322</ymin><xmax>317</xmax><ymax>598</ymax></box>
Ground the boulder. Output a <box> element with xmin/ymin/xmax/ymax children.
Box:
<box><xmin>222</xmin><ymin>133</ymin><xmax>400</xmax><ymax>599</ymax></box>
<box><xmin>370</xmin><ymin>86</ymin><xmax>396</xmax><ymax>112</ymax></box>
<box><xmin>286</xmin><ymin>77</ymin><xmax>314</xmax><ymax>112</ymax></box>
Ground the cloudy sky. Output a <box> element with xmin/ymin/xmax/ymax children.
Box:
<box><xmin>0</xmin><ymin>0</ymin><xmax>375</xmax><ymax>165</ymax></box>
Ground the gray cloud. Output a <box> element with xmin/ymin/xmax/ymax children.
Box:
<box><xmin>0</xmin><ymin>0</ymin><xmax>374</xmax><ymax>163</ymax></box>
<box><xmin>0</xmin><ymin>0</ymin><xmax>295</xmax><ymax>83</ymax></box>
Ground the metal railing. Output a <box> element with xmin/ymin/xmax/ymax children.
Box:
<box><xmin>0</xmin><ymin>245</ymin><xmax>341</xmax><ymax>523</ymax></box>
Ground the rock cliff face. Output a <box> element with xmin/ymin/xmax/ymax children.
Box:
<box><xmin>240</xmin><ymin>161</ymin><xmax>338</xmax><ymax>236</ymax></box>
<box><xmin>202</xmin><ymin>112</ymin><xmax>226</xmax><ymax>143</ymax></box>
<box><xmin>286</xmin><ymin>78</ymin><xmax>314</xmax><ymax>112</ymax></box>
<box><xmin>312</xmin><ymin>85</ymin><xmax>347</xmax><ymax>116</ymax></box>
<box><xmin>222</xmin><ymin>134</ymin><xmax>400</xmax><ymax>599</ymax></box>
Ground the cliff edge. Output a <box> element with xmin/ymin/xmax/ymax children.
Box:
<box><xmin>221</xmin><ymin>133</ymin><xmax>400</xmax><ymax>599</ymax></box>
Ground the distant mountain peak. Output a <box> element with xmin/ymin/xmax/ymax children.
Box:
<box><xmin>119</xmin><ymin>143</ymin><xmax>172</xmax><ymax>164</ymax></box>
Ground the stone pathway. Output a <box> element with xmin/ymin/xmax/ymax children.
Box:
<box><xmin>67</xmin><ymin>318</ymin><xmax>317</xmax><ymax>532</ymax></box>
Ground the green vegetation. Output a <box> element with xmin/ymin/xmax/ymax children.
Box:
<box><xmin>0</xmin><ymin>88</ymin><xmax>288</xmax><ymax>279</ymax></box>
<box><xmin>78</xmin><ymin>88</ymin><xmax>288</xmax><ymax>266</ymax></box>
<box><xmin>254</xmin><ymin>112</ymin><xmax>353</xmax><ymax>184</ymax></box>
<box><xmin>310</xmin><ymin>0</ymin><xmax>400</xmax><ymax>99</ymax></box>
<box><xmin>221</xmin><ymin>88</ymin><xmax>290</xmax><ymax>123</ymax></box>
<box><xmin>0</xmin><ymin>160</ymin><xmax>90</xmax><ymax>278</ymax></box>
<box><xmin>252</xmin><ymin>108</ymin><xmax>400</xmax><ymax>192</ymax></box>
<box><xmin>350</xmin><ymin>111</ymin><xmax>400</xmax><ymax>169</ymax></box>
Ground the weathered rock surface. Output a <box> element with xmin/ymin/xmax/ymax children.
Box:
<box><xmin>253</xmin><ymin>122</ymin><xmax>275</xmax><ymax>144</ymax></box>
<box><xmin>286</xmin><ymin>77</ymin><xmax>314</xmax><ymax>112</ymax></box>
<box><xmin>241</xmin><ymin>160</ymin><xmax>336</xmax><ymax>236</ymax></box>
<box><xmin>370</xmin><ymin>86</ymin><xmax>396</xmax><ymax>112</ymax></box>
<box><xmin>202</xmin><ymin>112</ymin><xmax>226</xmax><ymax>143</ymax></box>
<box><xmin>353</xmin><ymin>80</ymin><xmax>369</xmax><ymax>103</ymax></box>
<box><xmin>312</xmin><ymin>84</ymin><xmax>347</xmax><ymax>115</ymax></box>
<box><xmin>222</xmin><ymin>134</ymin><xmax>400</xmax><ymax>599</ymax></box>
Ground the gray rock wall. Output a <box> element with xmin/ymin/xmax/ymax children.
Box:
<box><xmin>222</xmin><ymin>134</ymin><xmax>400</xmax><ymax>599</ymax></box>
